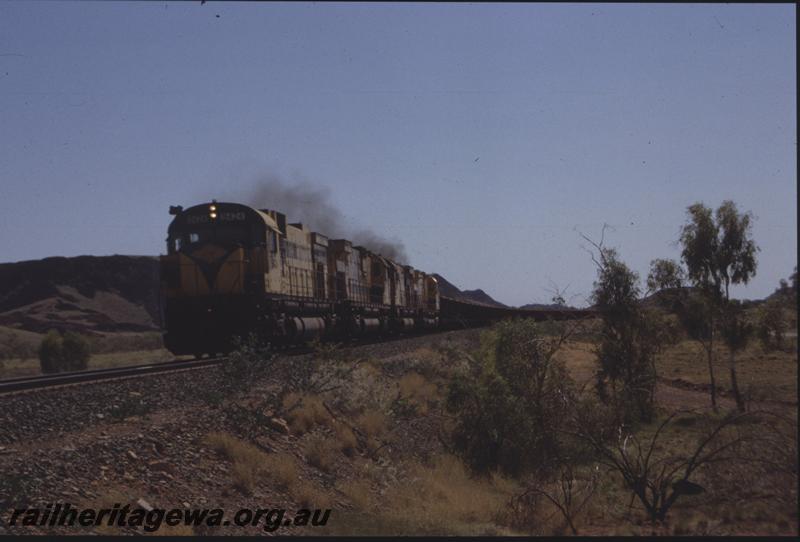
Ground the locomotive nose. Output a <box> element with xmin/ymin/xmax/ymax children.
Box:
<box><xmin>185</xmin><ymin>244</ymin><xmax>230</xmax><ymax>290</ymax></box>
<box><xmin>178</xmin><ymin>243</ymin><xmax>245</xmax><ymax>295</ymax></box>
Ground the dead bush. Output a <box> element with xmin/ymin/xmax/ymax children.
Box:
<box><xmin>284</xmin><ymin>393</ymin><xmax>330</xmax><ymax>434</ymax></box>
<box><xmin>204</xmin><ymin>431</ymin><xmax>298</xmax><ymax>495</ymax></box>
<box><xmin>357</xmin><ymin>411</ymin><xmax>387</xmax><ymax>438</ymax></box>
<box><xmin>337</xmin><ymin>479</ymin><xmax>373</xmax><ymax>511</ymax></box>
<box><xmin>263</xmin><ymin>452</ymin><xmax>298</xmax><ymax>490</ymax></box>
<box><xmin>305</xmin><ymin>435</ymin><xmax>338</xmax><ymax>472</ymax></box>
<box><xmin>293</xmin><ymin>481</ymin><xmax>333</xmax><ymax>509</ymax></box>
<box><xmin>335</xmin><ymin>424</ymin><xmax>358</xmax><ymax>456</ymax></box>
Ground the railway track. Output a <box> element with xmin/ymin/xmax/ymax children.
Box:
<box><xmin>0</xmin><ymin>309</ymin><xmax>596</xmax><ymax>395</ymax></box>
<box><xmin>0</xmin><ymin>327</ymin><xmax>452</xmax><ymax>395</ymax></box>
<box><xmin>0</xmin><ymin>357</ymin><xmax>224</xmax><ymax>394</ymax></box>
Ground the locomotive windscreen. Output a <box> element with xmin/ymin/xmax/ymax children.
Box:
<box><xmin>170</xmin><ymin>224</ymin><xmax>250</xmax><ymax>252</ymax></box>
<box><xmin>166</xmin><ymin>203</ymin><xmax>267</xmax><ymax>254</ymax></box>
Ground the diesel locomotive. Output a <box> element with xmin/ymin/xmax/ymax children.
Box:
<box><xmin>159</xmin><ymin>201</ymin><xmax>440</xmax><ymax>356</ymax></box>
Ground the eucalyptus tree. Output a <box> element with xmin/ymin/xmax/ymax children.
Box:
<box><xmin>679</xmin><ymin>200</ymin><xmax>759</xmax><ymax>411</ymax></box>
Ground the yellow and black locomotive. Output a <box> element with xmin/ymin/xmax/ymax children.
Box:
<box><xmin>159</xmin><ymin>201</ymin><xmax>439</xmax><ymax>356</ymax></box>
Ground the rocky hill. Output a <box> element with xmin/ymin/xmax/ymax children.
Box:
<box><xmin>431</xmin><ymin>274</ymin><xmax>507</xmax><ymax>307</ymax></box>
<box><xmin>0</xmin><ymin>255</ymin><xmax>161</xmax><ymax>335</ymax></box>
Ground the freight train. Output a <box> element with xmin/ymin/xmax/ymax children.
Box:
<box><xmin>159</xmin><ymin>201</ymin><xmax>593</xmax><ymax>357</ymax></box>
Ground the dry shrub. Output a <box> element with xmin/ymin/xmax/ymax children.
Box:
<box><xmin>262</xmin><ymin>452</ymin><xmax>298</xmax><ymax>490</ymax></box>
<box><xmin>304</xmin><ymin>435</ymin><xmax>338</xmax><ymax>472</ymax></box>
<box><xmin>398</xmin><ymin>371</ymin><xmax>438</xmax><ymax>402</ymax></box>
<box><xmin>337</xmin><ymin>479</ymin><xmax>373</xmax><ymax>511</ymax></box>
<box><xmin>205</xmin><ymin>432</ymin><xmax>265</xmax><ymax>494</ymax></box>
<box><xmin>365</xmin><ymin>437</ymin><xmax>386</xmax><ymax>458</ymax></box>
<box><xmin>357</xmin><ymin>411</ymin><xmax>387</xmax><ymax>438</ymax></box>
<box><xmin>205</xmin><ymin>432</ymin><xmax>297</xmax><ymax>494</ymax></box>
<box><xmin>205</xmin><ymin>432</ymin><xmax>264</xmax><ymax>465</ymax></box>
<box><xmin>411</xmin><ymin>346</ymin><xmax>447</xmax><ymax>375</ymax></box>
<box><xmin>376</xmin><ymin>454</ymin><xmax>519</xmax><ymax>535</ymax></box>
<box><xmin>334</xmin><ymin>424</ymin><xmax>358</xmax><ymax>456</ymax></box>
<box><xmin>293</xmin><ymin>480</ymin><xmax>333</xmax><ymax>509</ymax></box>
<box><xmin>359</xmin><ymin>360</ymin><xmax>383</xmax><ymax>378</ymax></box>
<box><xmin>230</xmin><ymin>463</ymin><xmax>257</xmax><ymax>494</ymax></box>
<box><xmin>353</xmin><ymin>457</ymin><xmax>385</xmax><ymax>485</ymax></box>
<box><xmin>284</xmin><ymin>393</ymin><xmax>330</xmax><ymax>434</ymax></box>
<box><xmin>397</xmin><ymin>372</ymin><xmax>439</xmax><ymax>415</ymax></box>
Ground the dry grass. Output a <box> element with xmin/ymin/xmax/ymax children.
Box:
<box><xmin>336</xmin><ymin>479</ymin><xmax>373</xmax><ymax>510</ymax></box>
<box><xmin>0</xmin><ymin>327</ymin><xmax>182</xmax><ymax>378</ymax></box>
<box><xmin>356</xmin><ymin>411</ymin><xmax>387</xmax><ymax>438</ymax></box>
<box><xmin>263</xmin><ymin>451</ymin><xmax>299</xmax><ymax>490</ymax></box>
<box><xmin>553</xmin><ymin>341</ymin><xmax>597</xmax><ymax>390</ymax></box>
<box><xmin>0</xmin><ymin>348</ymin><xmax>178</xmax><ymax>378</ymax></box>
<box><xmin>370</xmin><ymin>454</ymin><xmax>520</xmax><ymax>535</ymax></box>
<box><xmin>334</xmin><ymin>423</ymin><xmax>358</xmax><ymax>456</ymax></box>
<box><xmin>556</xmin><ymin>337</ymin><xmax>798</xmax><ymax>407</ymax></box>
<box><xmin>304</xmin><ymin>435</ymin><xmax>338</xmax><ymax>473</ymax></box>
<box><xmin>283</xmin><ymin>393</ymin><xmax>331</xmax><ymax>434</ymax></box>
<box><xmin>397</xmin><ymin>371</ymin><xmax>438</xmax><ymax>413</ymax></box>
<box><xmin>205</xmin><ymin>432</ymin><xmax>266</xmax><ymax>494</ymax></box>
<box><xmin>655</xmin><ymin>340</ymin><xmax>798</xmax><ymax>404</ymax></box>
<box><xmin>293</xmin><ymin>480</ymin><xmax>333</xmax><ymax>509</ymax></box>
<box><xmin>204</xmin><ymin>432</ymin><xmax>298</xmax><ymax>494</ymax></box>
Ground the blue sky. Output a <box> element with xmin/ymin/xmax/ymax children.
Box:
<box><xmin>0</xmin><ymin>2</ymin><xmax>795</xmax><ymax>306</ymax></box>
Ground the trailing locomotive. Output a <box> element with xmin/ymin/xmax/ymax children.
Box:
<box><xmin>159</xmin><ymin>201</ymin><xmax>439</xmax><ymax>356</ymax></box>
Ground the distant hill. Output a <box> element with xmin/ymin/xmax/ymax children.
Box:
<box><xmin>639</xmin><ymin>287</ymin><xmax>768</xmax><ymax>311</ymax></box>
<box><xmin>518</xmin><ymin>302</ymin><xmax>579</xmax><ymax>310</ymax></box>
<box><xmin>432</xmin><ymin>274</ymin><xmax>507</xmax><ymax>307</ymax></box>
<box><xmin>0</xmin><ymin>255</ymin><xmax>161</xmax><ymax>335</ymax></box>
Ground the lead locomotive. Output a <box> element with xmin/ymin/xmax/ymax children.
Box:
<box><xmin>159</xmin><ymin>201</ymin><xmax>439</xmax><ymax>356</ymax></box>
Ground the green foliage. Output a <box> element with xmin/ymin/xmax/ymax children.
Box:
<box><xmin>679</xmin><ymin>200</ymin><xmax>759</xmax><ymax>302</ymax></box>
<box><xmin>719</xmin><ymin>302</ymin><xmax>753</xmax><ymax>353</ymax></box>
<box><xmin>677</xmin><ymin>200</ymin><xmax>760</xmax><ymax>412</ymax></box>
<box><xmin>38</xmin><ymin>330</ymin><xmax>91</xmax><ymax>374</ymax></box>
<box><xmin>38</xmin><ymin>330</ymin><xmax>63</xmax><ymax>374</ymax></box>
<box><xmin>591</xmin><ymin>249</ymin><xmax>658</xmax><ymax>423</ymax></box>
<box><xmin>61</xmin><ymin>331</ymin><xmax>91</xmax><ymax>370</ymax></box>
<box><xmin>648</xmin><ymin>309</ymin><xmax>683</xmax><ymax>353</ymax></box>
<box><xmin>221</xmin><ymin>333</ymin><xmax>273</xmax><ymax>393</ymax></box>
<box><xmin>646</xmin><ymin>258</ymin><xmax>685</xmax><ymax>295</ymax></box>
<box><xmin>770</xmin><ymin>267</ymin><xmax>797</xmax><ymax>308</ymax></box>
<box><xmin>757</xmin><ymin>300</ymin><xmax>787</xmax><ymax>352</ymax></box>
<box><xmin>675</xmin><ymin>293</ymin><xmax>714</xmax><ymax>343</ymax></box>
<box><xmin>446</xmin><ymin>319</ymin><xmax>575</xmax><ymax>476</ymax></box>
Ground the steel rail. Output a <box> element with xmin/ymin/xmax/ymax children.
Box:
<box><xmin>0</xmin><ymin>357</ymin><xmax>223</xmax><ymax>394</ymax></box>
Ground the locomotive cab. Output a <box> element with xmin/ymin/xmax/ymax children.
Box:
<box><xmin>160</xmin><ymin>202</ymin><xmax>279</xmax><ymax>356</ymax></box>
